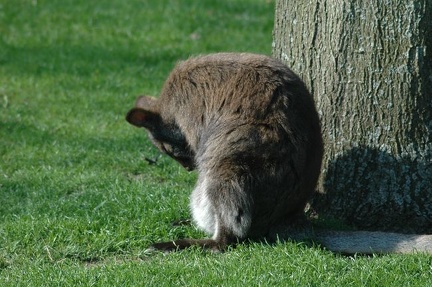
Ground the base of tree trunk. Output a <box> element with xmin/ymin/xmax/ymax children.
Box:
<box><xmin>311</xmin><ymin>146</ymin><xmax>432</xmax><ymax>234</ymax></box>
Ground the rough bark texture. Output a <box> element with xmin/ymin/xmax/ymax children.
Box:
<box><xmin>273</xmin><ymin>0</ymin><xmax>432</xmax><ymax>233</ymax></box>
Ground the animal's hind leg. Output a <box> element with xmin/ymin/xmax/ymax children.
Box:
<box><xmin>149</xmin><ymin>212</ymin><xmax>242</xmax><ymax>252</ymax></box>
<box><xmin>149</xmin><ymin>174</ymin><xmax>253</xmax><ymax>252</ymax></box>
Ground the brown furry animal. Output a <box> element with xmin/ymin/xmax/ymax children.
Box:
<box><xmin>126</xmin><ymin>53</ymin><xmax>432</xmax><ymax>254</ymax></box>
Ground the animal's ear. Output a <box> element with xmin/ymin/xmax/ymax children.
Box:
<box><xmin>126</xmin><ymin>96</ymin><xmax>161</xmax><ymax>129</ymax></box>
<box><xmin>135</xmin><ymin>95</ymin><xmax>158</xmax><ymax>110</ymax></box>
<box><xmin>126</xmin><ymin>107</ymin><xmax>161</xmax><ymax>130</ymax></box>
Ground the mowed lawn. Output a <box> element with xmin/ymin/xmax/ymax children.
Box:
<box><xmin>1</xmin><ymin>0</ymin><xmax>431</xmax><ymax>286</ymax></box>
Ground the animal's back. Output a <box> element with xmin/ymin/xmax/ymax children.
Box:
<box><xmin>159</xmin><ymin>53</ymin><xmax>323</xmax><ymax>238</ymax></box>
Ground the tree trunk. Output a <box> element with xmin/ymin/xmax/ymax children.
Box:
<box><xmin>273</xmin><ymin>0</ymin><xmax>432</xmax><ymax>233</ymax></box>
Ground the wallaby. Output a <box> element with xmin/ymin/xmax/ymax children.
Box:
<box><xmin>126</xmin><ymin>53</ymin><xmax>432</xmax><ymax>254</ymax></box>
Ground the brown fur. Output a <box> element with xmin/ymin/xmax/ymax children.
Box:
<box><xmin>126</xmin><ymin>53</ymin><xmax>431</xmax><ymax>254</ymax></box>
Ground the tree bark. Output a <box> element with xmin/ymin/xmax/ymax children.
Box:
<box><xmin>273</xmin><ymin>0</ymin><xmax>432</xmax><ymax>233</ymax></box>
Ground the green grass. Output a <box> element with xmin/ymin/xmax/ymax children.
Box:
<box><xmin>1</xmin><ymin>0</ymin><xmax>431</xmax><ymax>286</ymax></box>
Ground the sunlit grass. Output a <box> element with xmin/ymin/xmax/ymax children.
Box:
<box><xmin>1</xmin><ymin>0</ymin><xmax>431</xmax><ymax>286</ymax></box>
